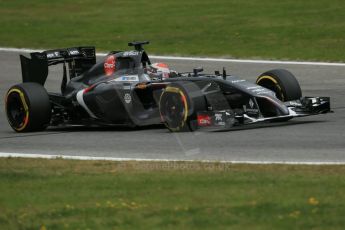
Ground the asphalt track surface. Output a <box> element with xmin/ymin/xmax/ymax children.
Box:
<box><xmin>0</xmin><ymin>50</ymin><xmax>344</xmax><ymax>163</ymax></box>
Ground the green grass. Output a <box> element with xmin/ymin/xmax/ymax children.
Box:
<box><xmin>1</xmin><ymin>158</ymin><xmax>345</xmax><ymax>229</ymax></box>
<box><xmin>1</xmin><ymin>0</ymin><xmax>345</xmax><ymax>61</ymax></box>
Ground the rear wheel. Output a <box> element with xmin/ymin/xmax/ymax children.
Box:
<box><xmin>256</xmin><ymin>69</ymin><xmax>302</xmax><ymax>102</ymax></box>
<box><xmin>5</xmin><ymin>83</ymin><xmax>51</xmax><ymax>132</ymax></box>
<box><xmin>159</xmin><ymin>82</ymin><xmax>206</xmax><ymax>132</ymax></box>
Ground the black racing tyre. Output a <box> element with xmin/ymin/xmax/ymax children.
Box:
<box><xmin>159</xmin><ymin>82</ymin><xmax>206</xmax><ymax>132</ymax></box>
<box><xmin>5</xmin><ymin>83</ymin><xmax>51</xmax><ymax>132</ymax></box>
<box><xmin>256</xmin><ymin>69</ymin><xmax>302</xmax><ymax>102</ymax></box>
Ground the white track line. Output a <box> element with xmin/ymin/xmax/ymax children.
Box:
<box><xmin>150</xmin><ymin>55</ymin><xmax>345</xmax><ymax>67</ymax></box>
<box><xmin>1</xmin><ymin>47</ymin><xmax>345</xmax><ymax>67</ymax></box>
<box><xmin>1</xmin><ymin>152</ymin><xmax>345</xmax><ymax>165</ymax></box>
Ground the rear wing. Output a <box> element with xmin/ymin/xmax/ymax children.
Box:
<box><xmin>20</xmin><ymin>47</ymin><xmax>96</xmax><ymax>85</ymax></box>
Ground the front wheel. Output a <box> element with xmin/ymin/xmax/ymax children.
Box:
<box><xmin>5</xmin><ymin>83</ymin><xmax>51</xmax><ymax>132</ymax></box>
<box><xmin>159</xmin><ymin>82</ymin><xmax>206</xmax><ymax>132</ymax></box>
<box><xmin>256</xmin><ymin>69</ymin><xmax>302</xmax><ymax>102</ymax></box>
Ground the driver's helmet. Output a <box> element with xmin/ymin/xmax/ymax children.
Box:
<box><xmin>146</xmin><ymin>63</ymin><xmax>170</xmax><ymax>80</ymax></box>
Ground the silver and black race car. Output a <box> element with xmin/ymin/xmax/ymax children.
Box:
<box><xmin>5</xmin><ymin>41</ymin><xmax>331</xmax><ymax>132</ymax></box>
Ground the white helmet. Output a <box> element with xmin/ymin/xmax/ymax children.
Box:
<box><xmin>146</xmin><ymin>63</ymin><xmax>170</xmax><ymax>80</ymax></box>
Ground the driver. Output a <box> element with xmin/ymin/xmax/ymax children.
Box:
<box><xmin>145</xmin><ymin>62</ymin><xmax>177</xmax><ymax>80</ymax></box>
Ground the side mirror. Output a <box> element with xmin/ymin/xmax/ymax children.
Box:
<box><xmin>193</xmin><ymin>67</ymin><xmax>203</xmax><ymax>76</ymax></box>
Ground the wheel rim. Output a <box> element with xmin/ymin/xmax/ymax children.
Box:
<box><xmin>6</xmin><ymin>89</ymin><xmax>29</xmax><ymax>131</ymax></box>
<box><xmin>257</xmin><ymin>76</ymin><xmax>285</xmax><ymax>101</ymax></box>
<box><xmin>160</xmin><ymin>87</ymin><xmax>188</xmax><ymax>130</ymax></box>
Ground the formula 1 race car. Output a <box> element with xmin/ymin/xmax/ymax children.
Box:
<box><xmin>5</xmin><ymin>41</ymin><xmax>331</xmax><ymax>132</ymax></box>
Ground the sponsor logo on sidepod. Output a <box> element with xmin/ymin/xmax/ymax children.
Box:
<box><xmin>197</xmin><ymin>114</ymin><xmax>211</xmax><ymax>126</ymax></box>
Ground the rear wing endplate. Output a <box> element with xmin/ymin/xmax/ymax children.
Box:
<box><xmin>20</xmin><ymin>47</ymin><xmax>96</xmax><ymax>85</ymax></box>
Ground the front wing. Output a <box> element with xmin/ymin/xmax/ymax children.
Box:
<box><xmin>196</xmin><ymin>97</ymin><xmax>331</xmax><ymax>130</ymax></box>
